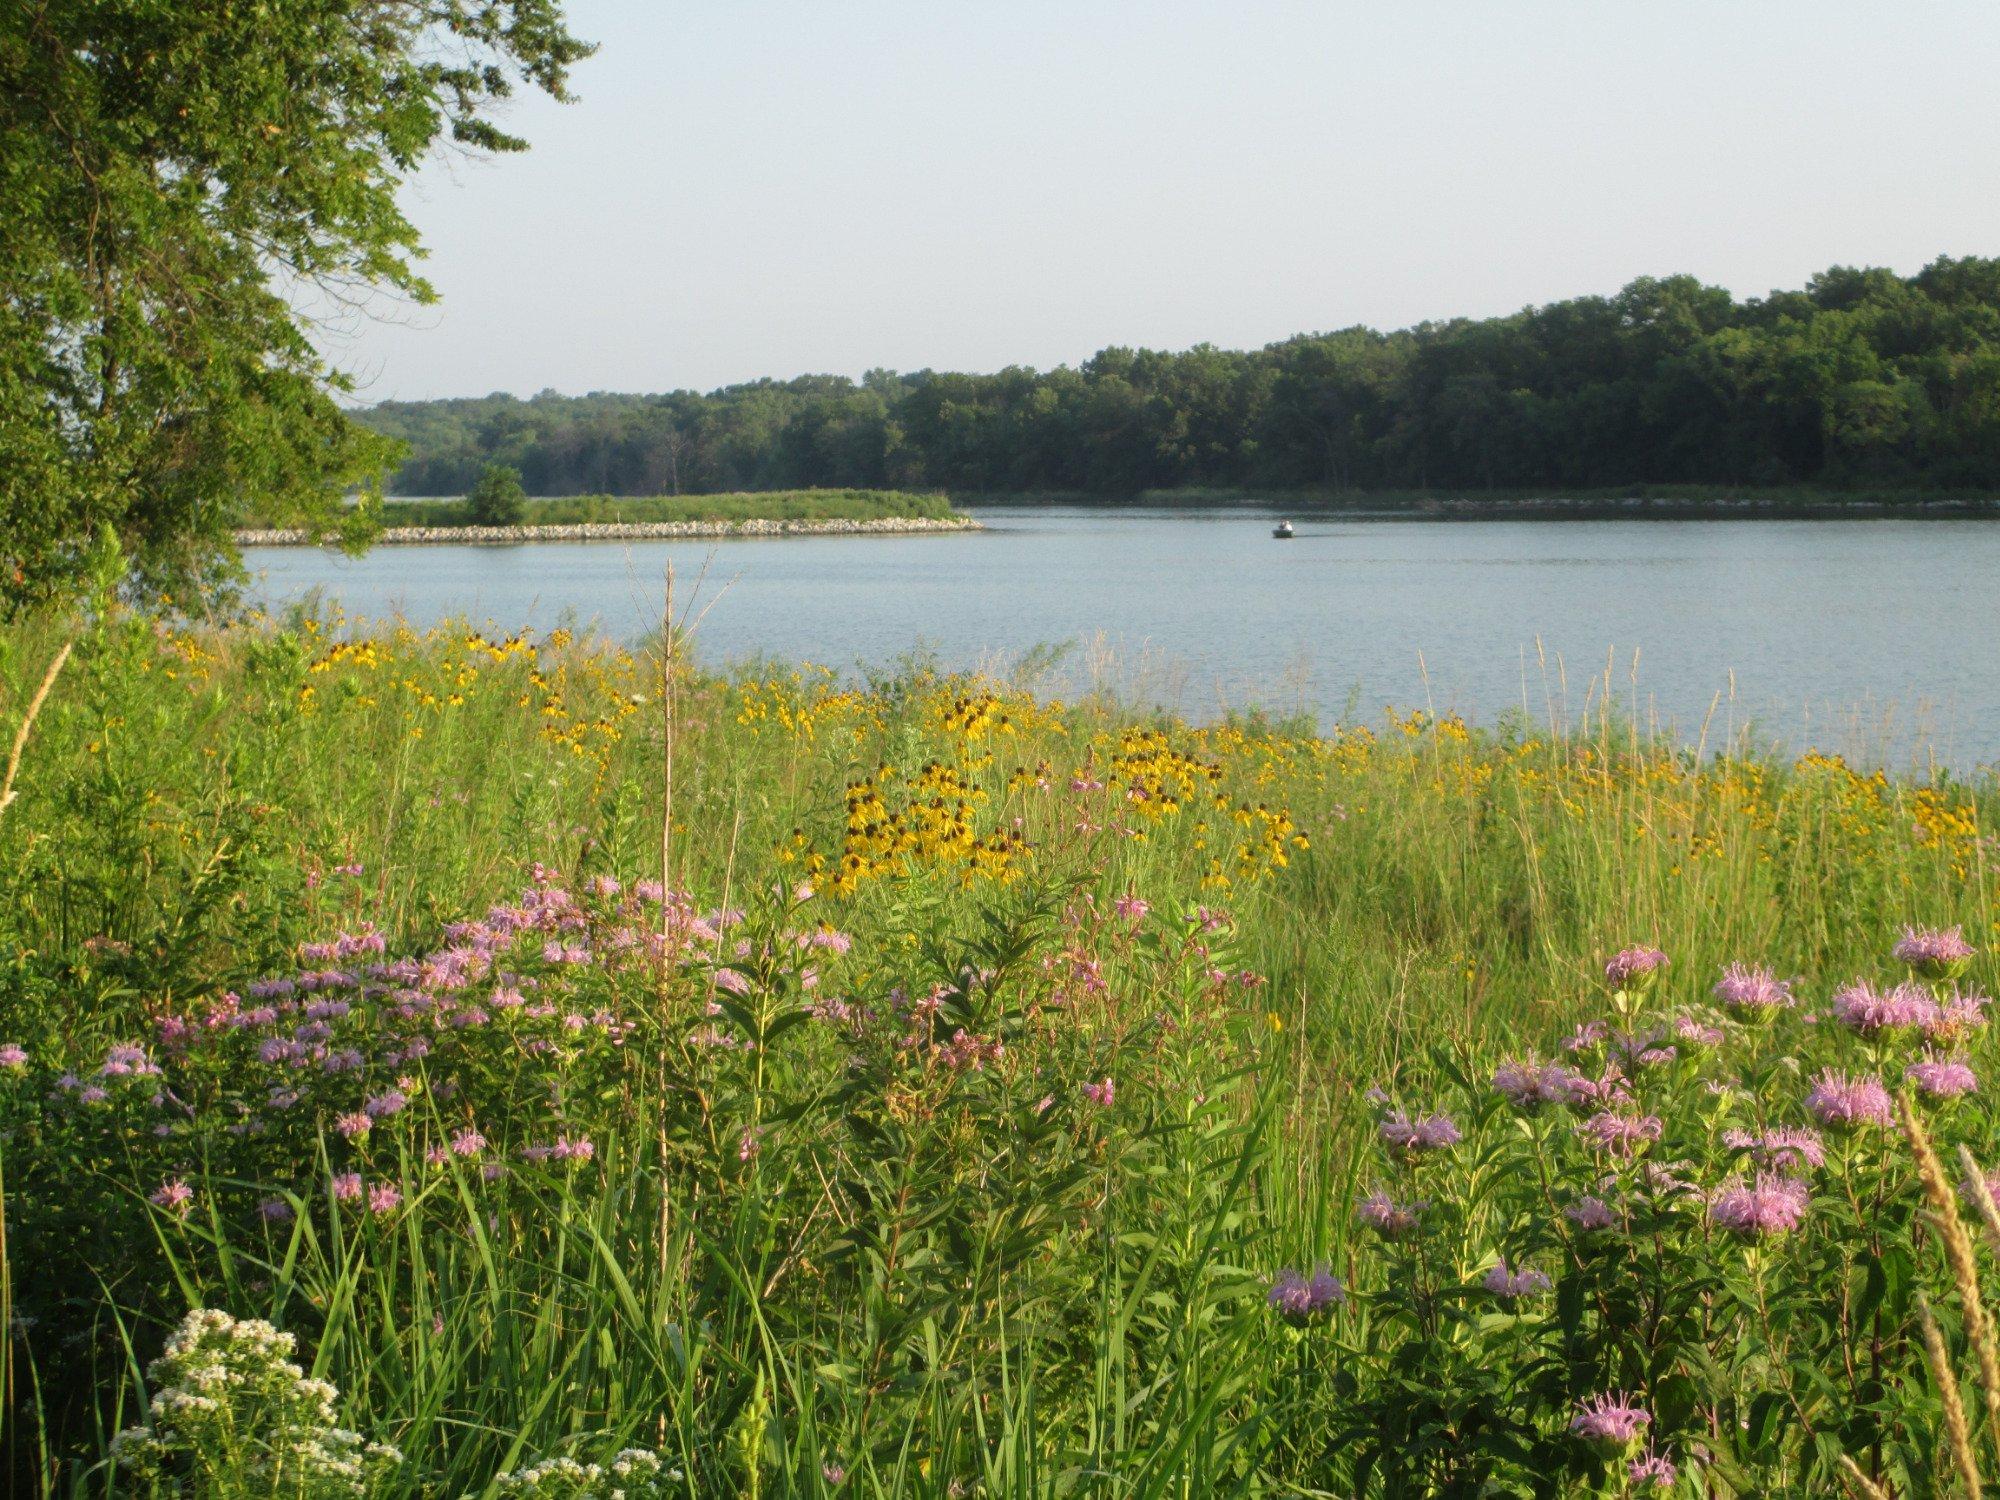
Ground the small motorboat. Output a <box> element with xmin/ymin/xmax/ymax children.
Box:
<box><xmin>1272</xmin><ymin>520</ymin><xmax>1295</xmax><ymax>539</ymax></box>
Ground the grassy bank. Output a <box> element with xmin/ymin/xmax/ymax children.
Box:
<box><xmin>379</xmin><ymin>489</ymin><xmax>964</xmax><ymax>527</ymax></box>
<box><xmin>2</xmin><ymin>605</ymin><xmax>1996</xmax><ymax>1495</ymax></box>
<box><xmin>963</xmin><ymin>483</ymin><xmax>2000</xmax><ymax>515</ymax></box>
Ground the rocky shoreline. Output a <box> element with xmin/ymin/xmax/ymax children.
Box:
<box><xmin>236</xmin><ymin>515</ymin><xmax>983</xmax><ymax>547</ymax></box>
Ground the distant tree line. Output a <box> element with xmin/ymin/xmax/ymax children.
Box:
<box><xmin>365</xmin><ymin>259</ymin><xmax>2000</xmax><ymax>498</ymax></box>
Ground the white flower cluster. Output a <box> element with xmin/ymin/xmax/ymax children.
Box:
<box><xmin>108</xmin><ymin>1308</ymin><xmax>400</xmax><ymax>1496</ymax></box>
<box><xmin>484</xmin><ymin>1445</ymin><xmax>682</xmax><ymax>1498</ymax></box>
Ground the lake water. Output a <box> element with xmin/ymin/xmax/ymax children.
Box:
<box><xmin>249</xmin><ymin>508</ymin><xmax>1999</xmax><ymax>771</ymax></box>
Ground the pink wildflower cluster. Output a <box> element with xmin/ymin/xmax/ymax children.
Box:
<box><xmin>149</xmin><ymin>1178</ymin><xmax>194</xmax><ymax>1217</ymax></box>
<box><xmin>1709</xmin><ymin>1173</ymin><xmax>1810</xmax><ymax>1236</ymax></box>
<box><xmin>1893</xmin><ymin>924</ymin><xmax>1975</xmax><ymax>977</ymax></box>
<box><xmin>1712</xmin><ymin>964</ymin><xmax>1795</xmax><ymax>1019</ymax></box>
<box><xmin>1378</xmin><ymin>1109</ymin><xmax>1460</xmax><ymax>1156</ymax></box>
<box><xmin>1721</xmin><ymin>1127</ymin><xmax>1825</xmax><ymax>1171</ymax></box>
<box><xmin>328</xmin><ymin>1172</ymin><xmax>401</xmax><ymax>1214</ymax></box>
<box><xmin>1628</xmin><ymin>1450</ymin><xmax>1678</xmax><ymax>1490</ymax></box>
<box><xmin>1604</xmin><ymin>947</ymin><xmax>1668</xmax><ymax>991</ymax></box>
<box><xmin>1906</xmin><ymin>1056</ymin><xmax>1978</xmax><ymax>1099</ymax></box>
<box><xmin>1266</xmin><ymin>1264</ymin><xmax>1345</xmax><ymax>1323</ymax></box>
<box><xmin>1829</xmin><ymin>981</ymin><xmax>1939</xmax><ymax>1036</ymax></box>
<box><xmin>1491</xmin><ymin>1057</ymin><xmax>1583</xmax><ymax>1112</ymax></box>
<box><xmin>1564</xmin><ymin>1196</ymin><xmax>1617</xmax><ymax>1232</ymax></box>
<box><xmin>1804</xmin><ymin>1070</ymin><xmax>1893</xmax><ymax>1129</ymax></box>
<box><xmin>1577</xmin><ymin>1110</ymin><xmax>1664</xmax><ymax>1157</ymax></box>
<box><xmin>521</xmin><ymin>1135</ymin><xmax>595</xmax><ymax>1164</ymax></box>
<box><xmin>938</xmin><ymin>1029</ymin><xmax>1006</xmax><ymax>1072</ymax></box>
<box><xmin>1355</xmin><ymin>1189</ymin><xmax>1426</xmax><ymax>1240</ymax></box>
<box><xmin>1929</xmin><ymin>989</ymin><xmax>1992</xmax><ymax>1044</ymax></box>
<box><xmin>1482</xmin><ymin>1258</ymin><xmax>1552</xmax><ymax>1299</ymax></box>
<box><xmin>1571</xmin><ymin>1394</ymin><xmax>1651</xmax><ymax>1453</ymax></box>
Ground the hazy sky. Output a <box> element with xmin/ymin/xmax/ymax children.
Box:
<box><xmin>327</xmin><ymin>0</ymin><xmax>2000</xmax><ymax>403</ymax></box>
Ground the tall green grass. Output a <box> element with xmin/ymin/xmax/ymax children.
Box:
<box><xmin>0</xmin><ymin>604</ymin><xmax>1992</xmax><ymax>1494</ymax></box>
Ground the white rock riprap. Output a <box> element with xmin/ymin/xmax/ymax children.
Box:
<box><xmin>235</xmin><ymin>516</ymin><xmax>983</xmax><ymax>546</ymax></box>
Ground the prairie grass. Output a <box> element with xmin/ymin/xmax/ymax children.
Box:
<box><xmin>0</xmin><ymin>603</ymin><xmax>1995</xmax><ymax>1495</ymax></box>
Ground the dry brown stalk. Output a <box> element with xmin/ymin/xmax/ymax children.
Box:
<box><xmin>1904</xmin><ymin>1094</ymin><xmax>2000</xmax><ymax>1475</ymax></box>
<box><xmin>1838</xmin><ymin>1452</ymin><xmax>1892</xmax><ymax>1500</ymax></box>
<box><xmin>0</xmin><ymin>640</ymin><xmax>73</xmax><ymax>821</ymax></box>
<box><xmin>1960</xmin><ymin>1143</ymin><xmax>2000</xmax><ymax>1260</ymax></box>
<box><xmin>1920</xmin><ymin>1290</ymin><xmax>1985</xmax><ymax>1497</ymax></box>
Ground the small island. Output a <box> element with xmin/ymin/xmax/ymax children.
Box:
<box><xmin>236</xmin><ymin>485</ymin><xmax>979</xmax><ymax>546</ymax></box>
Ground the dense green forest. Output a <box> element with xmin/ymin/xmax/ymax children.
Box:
<box><xmin>365</xmin><ymin>258</ymin><xmax>2000</xmax><ymax>498</ymax></box>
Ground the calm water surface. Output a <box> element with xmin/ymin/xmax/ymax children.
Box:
<box><xmin>250</xmin><ymin>509</ymin><xmax>2000</xmax><ymax>769</ymax></box>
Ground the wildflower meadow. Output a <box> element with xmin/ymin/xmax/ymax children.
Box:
<box><xmin>2</xmin><ymin>590</ymin><xmax>1998</xmax><ymax>1496</ymax></box>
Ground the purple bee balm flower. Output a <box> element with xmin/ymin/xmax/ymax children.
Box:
<box><xmin>1605</xmin><ymin>947</ymin><xmax>1668</xmax><ymax>991</ymax></box>
<box><xmin>331</xmin><ymin>1172</ymin><xmax>363</xmax><ymax>1202</ymax></box>
<box><xmin>1722</xmin><ymin>1126</ymin><xmax>1826</xmax><ymax>1171</ymax></box>
<box><xmin>1894</xmin><ymin>924</ymin><xmax>1976</xmax><ymax>978</ymax></box>
<box><xmin>0</xmin><ymin>1043</ymin><xmax>26</xmax><ymax>1069</ymax></box>
<box><xmin>1082</xmin><ymin>1077</ymin><xmax>1116</xmax><ymax>1108</ymax></box>
<box><xmin>1565</xmin><ymin>1067</ymin><xmax>1633</xmax><ymax>1111</ymax></box>
<box><xmin>1829</xmin><ymin>981</ymin><xmax>1938</xmax><ymax>1036</ymax></box>
<box><xmin>1628</xmin><ymin>1449</ymin><xmax>1678</xmax><ymax>1490</ymax></box>
<box><xmin>1482</xmin><ymin>1258</ymin><xmax>1552</xmax><ymax>1299</ymax></box>
<box><xmin>1577</xmin><ymin>1111</ymin><xmax>1664</xmax><ymax>1156</ymax></box>
<box><xmin>1927</xmin><ymin>989</ymin><xmax>1992</xmax><ymax>1044</ymax></box>
<box><xmin>1491</xmin><ymin>1058</ymin><xmax>1583</xmax><ymax>1113</ymax></box>
<box><xmin>1266</xmin><ymin>1263</ymin><xmax>1345</xmax><ymax>1323</ymax></box>
<box><xmin>712</xmin><ymin>967</ymin><xmax>752</xmax><ymax>997</ymax></box>
<box><xmin>1671</xmin><ymin>1014</ymin><xmax>1726</xmax><ymax>1050</ymax></box>
<box><xmin>1379</xmin><ymin>1109</ymin><xmax>1460</xmax><ymax>1156</ymax></box>
<box><xmin>1571</xmin><ymin>1393</ymin><xmax>1652</xmax><ymax>1454</ymax></box>
<box><xmin>550</xmin><ymin>1135</ymin><xmax>595</xmax><ymax>1162</ymax></box>
<box><xmin>364</xmin><ymin>1089</ymin><xmax>408</xmax><ymax>1119</ymax></box>
<box><xmin>1906</xmin><ymin>1057</ymin><xmax>1978</xmax><ymax>1099</ymax></box>
<box><xmin>333</xmin><ymin>1111</ymin><xmax>372</xmax><ymax>1139</ymax></box>
<box><xmin>258</xmin><ymin>1197</ymin><xmax>294</xmax><ymax>1223</ymax></box>
<box><xmin>1355</xmin><ymin>1189</ymin><xmax>1426</xmax><ymax>1240</ymax></box>
<box><xmin>1565</xmin><ymin>1195</ymin><xmax>1617</xmax><ymax>1232</ymax></box>
<box><xmin>1712</xmin><ymin>963</ymin><xmax>1795</xmax><ymax>1019</ymax></box>
<box><xmin>1709</xmin><ymin>1173</ymin><xmax>1810</xmax><ymax>1236</ymax></box>
<box><xmin>149</xmin><ymin>1178</ymin><xmax>194</xmax><ymax>1217</ymax></box>
<box><xmin>450</xmin><ymin>1129</ymin><xmax>487</xmax><ymax>1157</ymax></box>
<box><xmin>367</xmin><ymin>1183</ymin><xmax>402</xmax><ymax>1215</ymax></box>
<box><xmin>1805</xmin><ymin>1069</ymin><xmax>1893</xmax><ymax>1129</ymax></box>
<box><xmin>1562</xmin><ymin>1020</ymin><xmax>1611</xmax><ymax>1054</ymax></box>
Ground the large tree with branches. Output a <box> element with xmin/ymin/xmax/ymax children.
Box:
<box><xmin>0</xmin><ymin>1</ymin><xmax>590</xmax><ymax>608</ymax></box>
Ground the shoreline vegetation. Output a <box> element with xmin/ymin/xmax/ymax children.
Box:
<box><xmin>243</xmin><ymin>482</ymin><xmax>2000</xmax><ymax>549</ymax></box>
<box><xmin>966</xmin><ymin>483</ymin><xmax>2000</xmax><ymax>518</ymax></box>
<box><xmin>237</xmin><ymin>488</ymin><xmax>978</xmax><ymax>546</ymax></box>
